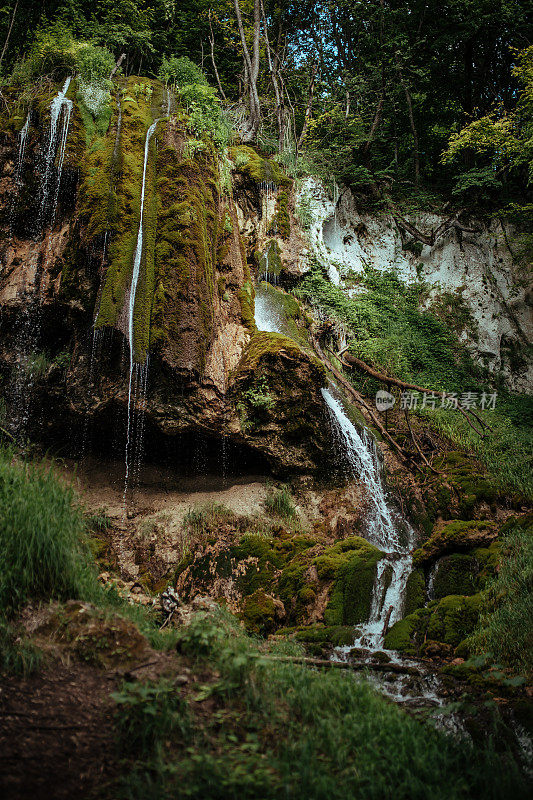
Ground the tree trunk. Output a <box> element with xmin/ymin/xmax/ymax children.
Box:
<box><xmin>296</xmin><ymin>62</ymin><xmax>317</xmax><ymax>151</ymax></box>
<box><xmin>109</xmin><ymin>52</ymin><xmax>126</xmax><ymax>81</ymax></box>
<box><xmin>260</xmin><ymin>0</ymin><xmax>285</xmax><ymax>152</ymax></box>
<box><xmin>395</xmin><ymin>55</ymin><xmax>420</xmax><ymax>186</ymax></box>
<box><xmin>0</xmin><ymin>0</ymin><xmax>18</xmax><ymax>72</ymax></box>
<box><xmin>208</xmin><ymin>12</ymin><xmax>227</xmax><ymax>102</ymax></box>
<box><xmin>234</xmin><ymin>0</ymin><xmax>261</xmax><ymax>142</ymax></box>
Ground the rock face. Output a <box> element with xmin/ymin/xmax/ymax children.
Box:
<box><xmin>297</xmin><ymin>179</ymin><xmax>532</xmax><ymax>391</ymax></box>
<box><xmin>0</xmin><ymin>78</ymin><xmax>331</xmax><ymax>475</ymax></box>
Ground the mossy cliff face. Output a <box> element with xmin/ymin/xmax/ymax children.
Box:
<box><xmin>0</xmin><ymin>77</ymin><xmax>334</xmax><ymax>476</ymax></box>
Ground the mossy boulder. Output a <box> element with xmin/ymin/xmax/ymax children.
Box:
<box><xmin>229</xmin><ymin>145</ymin><xmax>290</xmax><ymax>188</ymax></box>
<box><xmin>431</xmin><ymin>554</ymin><xmax>480</xmax><ymax>599</ymax></box>
<box><xmin>403</xmin><ymin>568</ymin><xmax>426</xmax><ymax>615</ymax></box>
<box><xmin>316</xmin><ymin>536</ymin><xmax>383</xmax><ymax>626</ymax></box>
<box><xmin>384</xmin><ymin>593</ymin><xmax>483</xmax><ymax>655</ymax></box>
<box><xmin>241</xmin><ymin>590</ymin><xmax>281</xmax><ymax>635</ymax></box>
<box><xmin>413</xmin><ymin>519</ymin><xmax>498</xmax><ymax>567</ymax></box>
<box><xmin>232</xmin><ymin>332</ymin><xmax>330</xmax><ymax>474</ymax></box>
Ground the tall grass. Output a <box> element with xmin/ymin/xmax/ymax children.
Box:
<box><xmin>264</xmin><ymin>485</ymin><xmax>297</xmax><ymax>519</ymax></box>
<box><xmin>0</xmin><ymin>447</ymin><xmax>100</xmax><ymax>613</ymax></box>
<box><xmin>113</xmin><ymin>607</ymin><xmax>528</xmax><ymax>800</ymax></box>
<box><xmin>469</xmin><ymin>522</ymin><xmax>533</xmax><ymax>676</ymax></box>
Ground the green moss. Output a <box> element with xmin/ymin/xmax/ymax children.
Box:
<box><xmin>413</xmin><ymin>519</ymin><xmax>498</xmax><ymax>567</ymax></box>
<box><xmin>384</xmin><ymin>593</ymin><xmax>483</xmax><ymax>653</ymax></box>
<box><xmin>315</xmin><ymin>537</ymin><xmax>383</xmax><ymax>626</ymax></box>
<box><xmin>257</xmin><ymin>239</ymin><xmax>282</xmax><ymax>280</ymax></box>
<box><xmin>270</xmin><ymin>191</ymin><xmax>290</xmax><ymax>238</ymax></box>
<box><xmin>279</xmin><ymin>624</ymin><xmax>354</xmax><ymax>647</ymax></box>
<box><xmin>241</xmin><ymin>590</ymin><xmax>278</xmax><ymax>635</ymax></box>
<box><xmin>229</xmin><ymin>145</ymin><xmax>290</xmax><ymax>188</ymax></box>
<box><xmin>95</xmin><ymin>77</ymin><xmax>163</xmax><ymax>360</ymax></box>
<box><xmin>403</xmin><ymin>568</ymin><xmax>426</xmax><ymax>615</ymax></box>
<box><xmin>431</xmin><ymin>554</ymin><xmax>479</xmax><ymax>599</ymax></box>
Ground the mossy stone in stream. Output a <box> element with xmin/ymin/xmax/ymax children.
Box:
<box><xmin>412</xmin><ymin>519</ymin><xmax>498</xmax><ymax>567</ymax></box>
<box><xmin>315</xmin><ymin>536</ymin><xmax>383</xmax><ymax>626</ymax></box>
<box><xmin>431</xmin><ymin>554</ymin><xmax>479</xmax><ymax>599</ymax></box>
<box><xmin>403</xmin><ymin>568</ymin><xmax>426</xmax><ymax>615</ymax></box>
<box><xmin>384</xmin><ymin>593</ymin><xmax>483</xmax><ymax>654</ymax></box>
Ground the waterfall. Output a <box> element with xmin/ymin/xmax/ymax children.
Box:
<box><xmin>321</xmin><ymin>386</ymin><xmax>415</xmax><ymax>649</ymax></box>
<box><xmin>6</xmin><ymin>79</ymin><xmax>73</xmax><ymax>442</ymax></box>
<box><xmin>15</xmin><ymin>112</ymin><xmax>30</xmax><ymax>186</ymax></box>
<box><xmin>35</xmin><ymin>76</ymin><xmax>73</xmax><ymax>236</ymax></box>
<box><xmin>123</xmin><ymin>118</ymin><xmax>160</xmax><ymax>506</ymax></box>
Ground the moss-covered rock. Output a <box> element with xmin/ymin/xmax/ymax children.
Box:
<box><xmin>241</xmin><ymin>590</ymin><xmax>280</xmax><ymax>635</ymax></box>
<box><xmin>403</xmin><ymin>568</ymin><xmax>426</xmax><ymax>615</ymax></box>
<box><xmin>229</xmin><ymin>145</ymin><xmax>290</xmax><ymax>188</ymax></box>
<box><xmin>413</xmin><ymin>519</ymin><xmax>498</xmax><ymax>567</ymax></box>
<box><xmin>316</xmin><ymin>536</ymin><xmax>383</xmax><ymax>626</ymax></box>
<box><xmin>431</xmin><ymin>554</ymin><xmax>480</xmax><ymax>599</ymax></box>
<box><xmin>384</xmin><ymin>593</ymin><xmax>484</xmax><ymax>654</ymax></box>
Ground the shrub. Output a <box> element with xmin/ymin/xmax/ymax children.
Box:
<box><xmin>75</xmin><ymin>44</ymin><xmax>115</xmax><ymax>84</ymax></box>
<box><xmin>112</xmin><ymin>679</ymin><xmax>191</xmax><ymax>757</ymax></box>
<box><xmin>158</xmin><ymin>56</ymin><xmax>207</xmax><ymax>87</ymax></box>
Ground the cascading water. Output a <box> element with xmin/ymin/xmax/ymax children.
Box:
<box><xmin>35</xmin><ymin>76</ymin><xmax>73</xmax><ymax>237</ymax></box>
<box><xmin>122</xmin><ymin>118</ymin><xmax>160</xmax><ymax>506</ymax></box>
<box><xmin>321</xmin><ymin>386</ymin><xmax>415</xmax><ymax>649</ymax></box>
<box><xmin>15</xmin><ymin>112</ymin><xmax>30</xmax><ymax>186</ymax></box>
<box><xmin>7</xmin><ymin>78</ymin><xmax>73</xmax><ymax>441</ymax></box>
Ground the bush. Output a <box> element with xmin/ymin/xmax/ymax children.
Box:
<box><xmin>0</xmin><ymin>448</ymin><xmax>99</xmax><ymax>613</ymax></box>
<box><xmin>112</xmin><ymin>679</ymin><xmax>191</xmax><ymax>757</ymax></box>
<box><xmin>158</xmin><ymin>56</ymin><xmax>207</xmax><ymax>87</ymax></box>
<box><xmin>75</xmin><ymin>44</ymin><xmax>115</xmax><ymax>84</ymax></box>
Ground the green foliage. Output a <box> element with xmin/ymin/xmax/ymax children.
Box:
<box><xmin>158</xmin><ymin>56</ymin><xmax>207</xmax><ymax>88</ymax></box>
<box><xmin>113</xmin><ymin>679</ymin><xmax>191</xmax><ymax>757</ymax></box>
<box><xmin>75</xmin><ymin>44</ymin><xmax>115</xmax><ymax>84</ymax></box>
<box><xmin>452</xmin><ymin>167</ymin><xmax>502</xmax><ymax>199</ymax></box>
<box><xmin>114</xmin><ymin>607</ymin><xmax>528</xmax><ymax>799</ymax></box>
<box><xmin>0</xmin><ymin>617</ymin><xmax>42</xmax><ymax>676</ymax></box>
<box><xmin>469</xmin><ymin>522</ymin><xmax>533</xmax><ymax>676</ymax></box>
<box><xmin>264</xmin><ymin>485</ymin><xmax>296</xmax><ymax>519</ymax></box>
<box><xmin>297</xmin><ymin>262</ymin><xmax>476</xmax><ymax>391</ymax></box>
<box><xmin>0</xmin><ymin>447</ymin><xmax>100</xmax><ymax>614</ymax></box>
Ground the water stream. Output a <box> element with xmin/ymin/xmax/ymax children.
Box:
<box><xmin>123</xmin><ymin>118</ymin><xmax>160</xmax><ymax>506</ymax></box>
<box><xmin>7</xmin><ymin>78</ymin><xmax>73</xmax><ymax>441</ymax></box>
<box><xmin>321</xmin><ymin>386</ymin><xmax>415</xmax><ymax>649</ymax></box>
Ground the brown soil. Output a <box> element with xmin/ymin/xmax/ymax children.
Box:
<box><xmin>0</xmin><ymin>662</ymin><xmax>119</xmax><ymax>800</ymax></box>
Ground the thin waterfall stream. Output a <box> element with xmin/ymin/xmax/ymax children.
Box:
<box><xmin>254</xmin><ymin>284</ymin><xmax>415</xmax><ymax>651</ymax></box>
<box><xmin>7</xmin><ymin>78</ymin><xmax>73</xmax><ymax>440</ymax></box>
<box><xmin>122</xmin><ymin>118</ymin><xmax>161</xmax><ymax>507</ymax></box>
<box><xmin>321</xmin><ymin>386</ymin><xmax>415</xmax><ymax>650</ymax></box>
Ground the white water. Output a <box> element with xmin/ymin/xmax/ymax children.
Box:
<box><xmin>254</xmin><ymin>284</ymin><xmax>288</xmax><ymax>335</ymax></box>
<box><xmin>123</xmin><ymin>119</ymin><xmax>160</xmax><ymax>506</ymax></box>
<box><xmin>321</xmin><ymin>386</ymin><xmax>415</xmax><ymax>649</ymax></box>
<box><xmin>7</xmin><ymin>79</ymin><xmax>74</xmax><ymax>441</ymax></box>
<box><xmin>15</xmin><ymin>113</ymin><xmax>30</xmax><ymax>186</ymax></box>
<box><xmin>36</xmin><ymin>76</ymin><xmax>73</xmax><ymax>234</ymax></box>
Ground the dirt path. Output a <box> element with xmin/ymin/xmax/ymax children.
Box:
<box><xmin>0</xmin><ymin>663</ymin><xmax>119</xmax><ymax>800</ymax></box>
